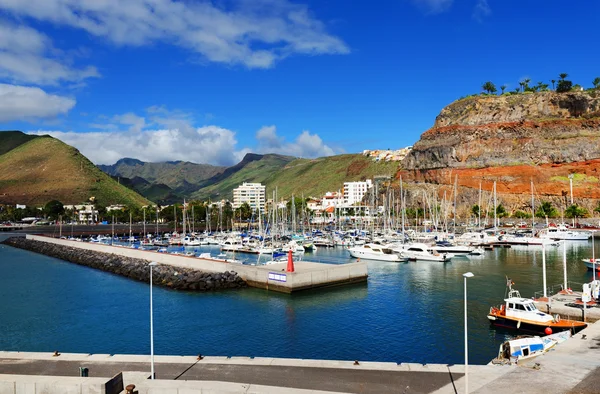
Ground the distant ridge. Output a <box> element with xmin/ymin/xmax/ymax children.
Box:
<box><xmin>98</xmin><ymin>157</ymin><xmax>226</xmax><ymax>195</ymax></box>
<box><xmin>0</xmin><ymin>130</ymin><xmax>39</xmax><ymax>156</ymax></box>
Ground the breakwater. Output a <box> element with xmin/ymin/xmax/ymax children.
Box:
<box><xmin>2</xmin><ymin>237</ymin><xmax>246</xmax><ymax>291</ymax></box>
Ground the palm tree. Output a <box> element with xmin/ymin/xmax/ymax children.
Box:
<box><xmin>523</xmin><ymin>78</ymin><xmax>531</xmax><ymax>90</ymax></box>
<box><xmin>551</xmin><ymin>79</ymin><xmax>556</xmax><ymax>90</ymax></box>
<box><xmin>500</xmin><ymin>85</ymin><xmax>507</xmax><ymax>94</ymax></box>
<box><xmin>559</xmin><ymin>73</ymin><xmax>568</xmax><ymax>81</ymax></box>
<box><xmin>593</xmin><ymin>77</ymin><xmax>600</xmax><ymax>89</ymax></box>
<box><xmin>482</xmin><ymin>81</ymin><xmax>497</xmax><ymax>94</ymax></box>
<box><xmin>519</xmin><ymin>81</ymin><xmax>525</xmax><ymax>92</ymax></box>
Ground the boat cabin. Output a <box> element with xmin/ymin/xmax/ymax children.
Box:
<box><xmin>504</xmin><ymin>297</ymin><xmax>554</xmax><ymax>323</ymax></box>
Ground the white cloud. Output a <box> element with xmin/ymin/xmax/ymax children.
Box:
<box><xmin>0</xmin><ymin>21</ymin><xmax>99</xmax><ymax>85</ymax></box>
<box><xmin>0</xmin><ymin>0</ymin><xmax>349</xmax><ymax>69</ymax></box>
<box><xmin>30</xmin><ymin>125</ymin><xmax>240</xmax><ymax>166</ymax></box>
<box><xmin>412</xmin><ymin>0</ymin><xmax>453</xmax><ymax>14</ymax></box>
<box><xmin>0</xmin><ymin>83</ymin><xmax>75</xmax><ymax>121</ymax></box>
<box><xmin>473</xmin><ymin>0</ymin><xmax>491</xmax><ymax>22</ymax></box>
<box><xmin>28</xmin><ymin>116</ymin><xmax>339</xmax><ymax>166</ymax></box>
<box><xmin>256</xmin><ymin>125</ymin><xmax>337</xmax><ymax>158</ymax></box>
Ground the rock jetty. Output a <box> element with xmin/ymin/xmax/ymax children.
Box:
<box><xmin>2</xmin><ymin>237</ymin><xmax>247</xmax><ymax>292</ymax></box>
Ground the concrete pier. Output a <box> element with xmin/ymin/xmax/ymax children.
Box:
<box><xmin>534</xmin><ymin>289</ymin><xmax>600</xmax><ymax>323</ymax></box>
<box><xmin>25</xmin><ymin>235</ymin><xmax>368</xmax><ymax>293</ymax></box>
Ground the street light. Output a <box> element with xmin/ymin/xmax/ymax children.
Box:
<box><xmin>463</xmin><ymin>272</ymin><xmax>474</xmax><ymax>394</ymax></box>
<box><xmin>149</xmin><ymin>261</ymin><xmax>158</xmax><ymax>380</ymax></box>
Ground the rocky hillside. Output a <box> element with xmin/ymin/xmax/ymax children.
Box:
<box><xmin>401</xmin><ymin>91</ymin><xmax>600</xmax><ymax>201</ymax></box>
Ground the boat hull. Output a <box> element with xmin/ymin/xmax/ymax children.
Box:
<box><xmin>347</xmin><ymin>249</ymin><xmax>405</xmax><ymax>262</ymax></box>
<box><xmin>487</xmin><ymin>313</ymin><xmax>587</xmax><ymax>334</ymax></box>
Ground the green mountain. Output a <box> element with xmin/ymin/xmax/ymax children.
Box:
<box><xmin>0</xmin><ymin>131</ymin><xmax>152</xmax><ymax>207</ymax></box>
<box><xmin>263</xmin><ymin>154</ymin><xmax>400</xmax><ymax>199</ymax></box>
<box><xmin>99</xmin><ymin>158</ymin><xmax>225</xmax><ymax>195</ymax></box>
<box><xmin>191</xmin><ymin>153</ymin><xmax>296</xmax><ymax>200</ymax></box>
<box><xmin>113</xmin><ymin>175</ymin><xmax>183</xmax><ymax>206</ymax></box>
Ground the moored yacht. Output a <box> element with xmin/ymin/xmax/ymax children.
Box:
<box><xmin>539</xmin><ymin>224</ymin><xmax>590</xmax><ymax>241</ymax></box>
<box><xmin>347</xmin><ymin>243</ymin><xmax>407</xmax><ymax>262</ymax></box>
<box><xmin>389</xmin><ymin>243</ymin><xmax>452</xmax><ymax>262</ymax></box>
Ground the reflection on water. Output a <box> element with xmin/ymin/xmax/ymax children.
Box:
<box><xmin>0</xmin><ymin>238</ymin><xmax>596</xmax><ymax>365</ymax></box>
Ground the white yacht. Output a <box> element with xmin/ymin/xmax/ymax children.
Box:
<box><xmin>539</xmin><ymin>224</ymin><xmax>590</xmax><ymax>241</ymax></box>
<box><xmin>220</xmin><ymin>238</ymin><xmax>243</xmax><ymax>252</ymax></box>
<box><xmin>390</xmin><ymin>243</ymin><xmax>452</xmax><ymax>262</ymax></box>
<box><xmin>347</xmin><ymin>244</ymin><xmax>407</xmax><ymax>262</ymax></box>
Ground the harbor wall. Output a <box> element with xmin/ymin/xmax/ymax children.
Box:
<box><xmin>13</xmin><ymin>235</ymin><xmax>368</xmax><ymax>293</ymax></box>
<box><xmin>2</xmin><ymin>237</ymin><xmax>246</xmax><ymax>292</ymax></box>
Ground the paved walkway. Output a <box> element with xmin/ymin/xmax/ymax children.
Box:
<box><xmin>0</xmin><ymin>355</ymin><xmax>462</xmax><ymax>393</ymax></box>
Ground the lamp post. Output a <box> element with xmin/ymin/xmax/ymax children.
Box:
<box><xmin>463</xmin><ymin>272</ymin><xmax>474</xmax><ymax>394</ymax></box>
<box><xmin>149</xmin><ymin>262</ymin><xmax>158</xmax><ymax>379</ymax></box>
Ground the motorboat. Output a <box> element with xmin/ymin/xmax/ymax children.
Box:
<box><xmin>220</xmin><ymin>238</ymin><xmax>244</xmax><ymax>252</ymax></box>
<box><xmin>494</xmin><ymin>331</ymin><xmax>571</xmax><ymax>364</ymax></box>
<box><xmin>455</xmin><ymin>231</ymin><xmax>499</xmax><ymax>246</ymax></box>
<box><xmin>432</xmin><ymin>241</ymin><xmax>478</xmax><ymax>256</ymax></box>
<box><xmin>539</xmin><ymin>224</ymin><xmax>590</xmax><ymax>241</ymax></box>
<box><xmin>390</xmin><ymin>243</ymin><xmax>452</xmax><ymax>262</ymax></box>
<box><xmin>487</xmin><ymin>281</ymin><xmax>587</xmax><ymax>334</ymax></box>
<box><xmin>347</xmin><ymin>244</ymin><xmax>407</xmax><ymax>262</ymax></box>
<box><xmin>182</xmin><ymin>236</ymin><xmax>201</xmax><ymax>246</ymax></box>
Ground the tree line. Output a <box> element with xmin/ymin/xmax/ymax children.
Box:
<box><xmin>481</xmin><ymin>73</ymin><xmax>600</xmax><ymax>95</ymax></box>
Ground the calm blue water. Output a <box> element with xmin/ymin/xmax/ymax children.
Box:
<box><xmin>0</xmin><ymin>237</ymin><xmax>596</xmax><ymax>365</ymax></box>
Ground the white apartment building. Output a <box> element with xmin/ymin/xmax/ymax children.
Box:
<box><xmin>232</xmin><ymin>182</ymin><xmax>266</xmax><ymax>212</ymax></box>
<box><xmin>343</xmin><ymin>179</ymin><xmax>372</xmax><ymax>206</ymax></box>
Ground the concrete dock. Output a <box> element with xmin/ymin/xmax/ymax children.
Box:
<box><xmin>25</xmin><ymin>235</ymin><xmax>368</xmax><ymax>293</ymax></box>
<box><xmin>534</xmin><ymin>288</ymin><xmax>600</xmax><ymax>323</ymax></box>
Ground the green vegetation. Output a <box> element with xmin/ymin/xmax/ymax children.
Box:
<box><xmin>550</xmin><ymin>173</ymin><xmax>598</xmax><ymax>183</ymax></box>
<box><xmin>191</xmin><ymin>154</ymin><xmax>295</xmax><ymax>201</ymax></box>
<box><xmin>512</xmin><ymin>210</ymin><xmax>531</xmax><ymax>219</ymax></box>
<box><xmin>565</xmin><ymin>204</ymin><xmax>588</xmax><ymax>218</ymax></box>
<box><xmin>482</xmin><ymin>81</ymin><xmax>497</xmax><ymax>94</ymax></box>
<box><xmin>0</xmin><ymin>131</ymin><xmax>39</xmax><ymax>156</ymax></box>
<box><xmin>535</xmin><ymin>201</ymin><xmax>559</xmax><ymax>218</ymax></box>
<box><xmin>99</xmin><ymin>158</ymin><xmax>225</xmax><ymax>195</ymax></box>
<box><xmin>262</xmin><ymin>154</ymin><xmax>400</xmax><ymax>200</ymax></box>
<box><xmin>473</xmin><ymin>72</ymin><xmax>598</xmax><ymax>98</ymax></box>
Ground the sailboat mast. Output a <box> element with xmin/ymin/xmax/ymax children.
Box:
<box><xmin>453</xmin><ymin>175</ymin><xmax>458</xmax><ymax>234</ymax></box>
<box><xmin>478</xmin><ymin>180</ymin><xmax>482</xmax><ymax>228</ymax></box>
<box><xmin>531</xmin><ymin>179</ymin><xmax>535</xmax><ymax>230</ymax></box>
<box><xmin>493</xmin><ymin>181</ymin><xmax>497</xmax><ymax>229</ymax></box>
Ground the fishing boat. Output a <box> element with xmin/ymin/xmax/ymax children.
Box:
<box><xmin>347</xmin><ymin>244</ymin><xmax>407</xmax><ymax>262</ymax></box>
<box><xmin>487</xmin><ymin>279</ymin><xmax>587</xmax><ymax>334</ymax></box>
<box><xmin>494</xmin><ymin>331</ymin><xmax>571</xmax><ymax>364</ymax></box>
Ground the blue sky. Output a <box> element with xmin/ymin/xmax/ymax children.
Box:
<box><xmin>0</xmin><ymin>0</ymin><xmax>599</xmax><ymax>166</ymax></box>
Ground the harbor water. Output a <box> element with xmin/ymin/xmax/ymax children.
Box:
<box><xmin>0</xmin><ymin>236</ymin><xmax>596</xmax><ymax>365</ymax></box>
